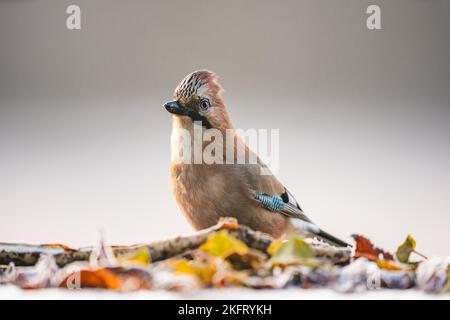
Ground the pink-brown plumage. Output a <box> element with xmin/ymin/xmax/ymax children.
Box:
<box><xmin>164</xmin><ymin>70</ymin><xmax>349</xmax><ymax>246</ymax></box>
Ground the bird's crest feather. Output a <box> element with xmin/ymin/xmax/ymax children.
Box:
<box><xmin>174</xmin><ymin>69</ymin><xmax>223</xmax><ymax>99</ymax></box>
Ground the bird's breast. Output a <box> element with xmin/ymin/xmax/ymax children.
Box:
<box><xmin>170</xmin><ymin>164</ymin><xmax>228</xmax><ymax>229</ymax></box>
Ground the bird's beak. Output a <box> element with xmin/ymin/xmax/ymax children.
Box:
<box><xmin>164</xmin><ymin>99</ymin><xmax>213</xmax><ymax>129</ymax></box>
<box><xmin>164</xmin><ymin>100</ymin><xmax>185</xmax><ymax>115</ymax></box>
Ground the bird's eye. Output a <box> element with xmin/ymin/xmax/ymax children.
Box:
<box><xmin>200</xmin><ymin>98</ymin><xmax>210</xmax><ymax>111</ymax></box>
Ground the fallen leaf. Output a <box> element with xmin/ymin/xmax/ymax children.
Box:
<box><xmin>218</xmin><ymin>217</ymin><xmax>239</xmax><ymax>230</ymax></box>
<box><xmin>352</xmin><ymin>234</ymin><xmax>394</xmax><ymax>261</ymax></box>
<box><xmin>352</xmin><ymin>235</ymin><xmax>378</xmax><ymax>260</ymax></box>
<box><xmin>59</xmin><ymin>267</ymin><xmax>152</xmax><ymax>291</ymax></box>
<box><xmin>267</xmin><ymin>239</ymin><xmax>283</xmax><ymax>256</ymax></box>
<box><xmin>226</xmin><ymin>250</ymin><xmax>266</xmax><ymax>270</ymax></box>
<box><xmin>169</xmin><ymin>258</ymin><xmax>216</xmax><ymax>284</ymax></box>
<box><xmin>200</xmin><ymin>230</ymin><xmax>249</xmax><ymax>258</ymax></box>
<box><xmin>60</xmin><ymin>269</ymin><xmax>121</xmax><ymax>290</ymax></box>
<box><xmin>396</xmin><ymin>235</ymin><xmax>416</xmax><ymax>263</ymax></box>
<box><xmin>116</xmin><ymin>248</ymin><xmax>151</xmax><ymax>267</ymax></box>
<box><xmin>270</xmin><ymin>236</ymin><xmax>314</xmax><ymax>265</ymax></box>
<box><xmin>377</xmin><ymin>259</ymin><xmax>402</xmax><ymax>271</ymax></box>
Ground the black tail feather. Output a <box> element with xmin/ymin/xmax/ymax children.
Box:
<box><xmin>316</xmin><ymin>229</ymin><xmax>352</xmax><ymax>248</ymax></box>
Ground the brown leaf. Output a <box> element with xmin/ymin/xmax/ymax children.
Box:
<box><xmin>226</xmin><ymin>249</ymin><xmax>266</xmax><ymax>271</ymax></box>
<box><xmin>352</xmin><ymin>234</ymin><xmax>394</xmax><ymax>261</ymax></box>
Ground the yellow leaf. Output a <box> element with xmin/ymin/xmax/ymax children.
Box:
<box><xmin>270</xmin><ymin>236</ymin><xmax>313</xmax><ymax>264</ymax></box>
<box><xmin>396</xmin><ymin>235</ymin><xmax>416</xmax><ymax>263</ymax></box>
<box><xmin>267</xmin><ymin>239</ymin><xmax>283</xmax><ymax>256</ymax></box>
<box><xmin>116</xmin><ymin>248</ymin><xmax>151</xmax><ymax>266</ymax></box>
<box><xmin>169</xmin><ymin>258</ymin><xmax>216</xmax><ymax>284</ymax></box>
<box><xmin>200</xmin><ymin>230</ymin><xmax>249</xmax><ymax>258</ymax></box>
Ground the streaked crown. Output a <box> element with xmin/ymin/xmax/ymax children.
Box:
<box><xmin>174</xmin><ymin>70</ymin><xmax>222</xmax><ymax>99</ymax></box>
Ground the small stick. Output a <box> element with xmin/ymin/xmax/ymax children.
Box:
<box><xmin>413</xmin><ymin>250</ymin><xmax>428</xmax><ymax>260</ymax></box>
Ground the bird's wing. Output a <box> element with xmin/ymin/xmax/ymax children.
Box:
<box><xmin>239</xmin><ymin>154</ymin><xmax>350</xmax><ymax>247</ymax></box>
<box><xmin>279</xmin><ymin>188</ymin><xmax>312</xmax><ymax>222</ymax></box>
<box><xmin>237</xmin><ymin>150</ymin><xmax>312</xmax><ymax>222</ymax></box>
<box><xmin>251</xmin><ymin>187</ymin><xmax>312</xmax><ymax>223</ymax></box>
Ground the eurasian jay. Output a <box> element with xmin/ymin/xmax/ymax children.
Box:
<box><xmin>164</xmin><ymin>70</ymin><xmax>350</xmax><ymax>247</ymax></box>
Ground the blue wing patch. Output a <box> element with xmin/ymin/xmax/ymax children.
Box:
<box><xmin>253</xmin><ymin>192</ymin><xmax>285</xmax><ymax>211</ymax></box>
<box><xmin>252</xmin><ymin>189</ymin><xmax>312</xmax><ymax>223</ymax></box>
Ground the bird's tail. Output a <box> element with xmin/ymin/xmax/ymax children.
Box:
<box><xmin>289</xmin><ymin>218</ymin><xmax>351</xmax><ymax>248</ymax></box>
<box><xmin>314</xmin><ymin>228</ymin><xmax>351</xmax><ymax>247</ymax></box>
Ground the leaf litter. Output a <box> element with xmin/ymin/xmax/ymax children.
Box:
<box><xmin>0</xmin><ymin>218</ymin><xmax>448</xmax><ymax>294</ymax></box>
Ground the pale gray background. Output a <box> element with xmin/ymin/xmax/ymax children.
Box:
<box><xmin>1</xmin><ymin>0</ymin><xmax>449</xmax><ymax>255</ymax></box>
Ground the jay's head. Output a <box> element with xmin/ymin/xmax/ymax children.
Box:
<box><xmin>164</xmin><ymin>70</ymin><xmax>229</xmax><ymax>130</ymax></box>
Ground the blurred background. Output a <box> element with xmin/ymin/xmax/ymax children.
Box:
<box><xmin>1</xmin><ymin>0</ymin><xmax>449</xmax><ymax>255</ymax></box>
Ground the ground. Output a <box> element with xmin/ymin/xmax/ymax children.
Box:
<box><xmin>1</xmin><ymin>286</ymin><xmax>448</xmax><ymax>300</ymax></box>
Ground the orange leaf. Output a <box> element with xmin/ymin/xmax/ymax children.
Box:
<box><xmin>218</xmin><ymin>217</ymin><xmax>239</xmax><ymax>230</ymax></box>
<box><xmin>60</xmin><ymin>269</ymin><xmax>121</xmax><ymax>290</ymax></box>
<box><xmin>60</xmin><ymin>267</ymin><xmax>151</xmax><ymax>291</ymax></box>
<box><xmin>41</xmin><ymin>244</ymin><xmax>73</xmax><ymax>251</ymax></box>
<box><xmin>352</xmin><ymin>234</ymin><xmax>393</xmax><ymax>261</ymax></box>
<box><xmin>377</xmin><ymin>259</ymin><xmax>402</xmax><ymax>271</ymax></box>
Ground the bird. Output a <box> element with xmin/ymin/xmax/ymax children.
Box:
<box><xmin>164</xmin><ymin>69</ymin><xmax>350</xmax><ymax>247</ymax></box>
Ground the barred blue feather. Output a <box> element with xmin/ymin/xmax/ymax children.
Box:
<box><xmin>253</xmin><ymin>192</ymin><xmax>285</xmax><ymax>211</ymax></box>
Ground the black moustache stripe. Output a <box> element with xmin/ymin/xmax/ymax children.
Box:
<box><xmin>186</xmin><ymin>110</ymin><xmax>213</xmax><ymax>129</ymax></box>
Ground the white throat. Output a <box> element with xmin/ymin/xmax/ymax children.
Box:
<box><xmin>170</xmin><ymin>116</ymin><xmax>202</xmax><ymax>164</ymax></box>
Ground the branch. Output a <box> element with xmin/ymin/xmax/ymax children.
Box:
<box><xmin>0</xmin><ymin>218</ymin><xmax>351</xmax><ymax>267</ymax></box>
